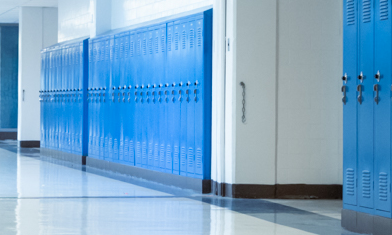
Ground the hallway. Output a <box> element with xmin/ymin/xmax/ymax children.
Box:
<box><xmin>0</xmin><ymin>141</ymin><xmax>356</xmax><ymax>235</ymax></box>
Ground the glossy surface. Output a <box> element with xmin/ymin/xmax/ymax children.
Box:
<box><xmin>0</xmin><ymin>141</ymin><xmax>359</xmax><ymax>235</ymax></box>
<box><xmin>87</xmin><ymin>9</ymin><xmax>212</xmax><ymax>180</ymax></box>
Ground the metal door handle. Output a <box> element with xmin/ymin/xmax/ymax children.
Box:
<box><xmin>342</xmin><ymin>86</ymin><xmax>347</xmax><ymax>105</ymax></box>
<box><xmin>194</xmin><ymin>89</ymin><xmax>198</xmax><ymax>102</ymax></box>
<box><xmin>357</xmin><ymin>85</ymin><xmax>362</xmax><ymax>104</ymax></box>
<box><xmin>178</xmin><ymin>90</ymin><xmax>182</xmax><ymax>101</ymax></box>
<box><xmin>374</xmin><ymin>84</ymin><xmax>379</xmax><ymax>104</ymax></box>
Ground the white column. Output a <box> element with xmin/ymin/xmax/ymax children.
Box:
<box><xmin>211</xmin><ymin>0</ymin><xmax>227</xmax><ymax>186</ymax></box>
<box><xmin>18</xmin><ymin>7</ymin><xmax>58</xmax><ymax>142</ymax></box>
<box><xmin>90</xmin><ymin>0</ymin><xmax>111</xmax><ymax>38</ymax></box>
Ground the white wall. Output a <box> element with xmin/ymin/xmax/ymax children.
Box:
<box><xmin>225</xmin><ymin>0</ymin><xmax>343</xmax><ymax>186</ymax></box>
<box><xmin>111</xmin><ymin>0</ymin><xmax>213</xmax><ymax>30</ymax></box>
<box><xmin>58</xmin><ymin>0</ymin><xmax>90</xmax><ymax>42</ymax></box>
<box><xmin>18</xmin><ymin>7</ymin><xmax>58</xmax><ymax>141</ymax></box>
<box><xmin>276</xmin><ymin>0</ymin><xmax>343</xmax><ymax>184</ymax></box>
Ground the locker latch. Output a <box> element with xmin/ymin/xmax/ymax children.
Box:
<box><xmin>374</xmin><ymin>84</ymin><xmax>379</xmax><ymax>105</ymax></box>
<box><xmin>178</xmin><ymin>90</ymin><xmax>182</xmax><ymax>102</ymax></box>
<box><xmin>375</xmin><ymin>71</ymin><xmax>381</xmax><ymax>82</ymax></box>
<box><xmin>342</xmin><ymin>86</ymin><xmax>347</xmax><ymax>105</ymax></box>
<box><xmin>342</xmin><ymin>73</ymin><xmax>347</xmax><ymax>84</ymax></box>
<box><xmin>357</xmin><ymin>85</ymin><xmax>362</xmax><ymax>104</ymax></box>
<box><xmin>358</xmin><ymin>72</ymin><xmax>363</xmax><ymax>83</ymax></box>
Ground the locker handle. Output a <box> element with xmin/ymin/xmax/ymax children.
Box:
<box><xmin>186</xmin><ymin>90</ymin><xmax>190</xmax><ymax>102</ymax></box>
<box><xmin>358</xmin><ymin>72</ymin><xmax>363</xmax><ymax>83</ymax></box>
<box><xmin>374</xmin><ymin>84</ymin><xmax>379</xmax><ymax>104</ymax></box>
<box><xmin>341</xmin><ymin>86</ymin><xmax>347</xmax><ymax>105</ymax></box>
<box><xmin>357</xmin><ymin>85</ymin><xmax>362</xmax><ymax>104</ymax></box>
<box><xmin>194</xmin><ymin>89</ymin><xmax>198</xmax><ymax>102</ymax></box>
<box><xmin>375</xmin><ymin>71</ymin><xmax>381</xmax><ymax>82</ymax></box>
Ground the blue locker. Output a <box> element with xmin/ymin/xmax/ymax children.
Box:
<box><xmin>88</xmin><ymin>41</ymin><xmax>94</xmax><ymax>157</ymax></box>
<box><xmin>176</xmin><ymin>21</ymin><xmax>188</xmax><ymax>176</ymax></box>
<box><xmin>166</xmin><ymin>22</ymin><xmax>180</xmax><ymax>174</ymax></box>
<box><xmin>128</xmin><ymin>32</ymin><xmax>136</xmax><ymax>166</ymax></box>
<box><xmin>118</xmin><ymin>34</ymin><xmax>125</xmax><ymax>163</ymax></box>
<box><xmin>123</xmin><ymin>32</ymin><xmax>131</xmax><ymax>164</ymax></box>
<box><xmin>374</xmin><ymin>0</ymin><xmax>391</xmax><ymax>215</ymax></box>
<box><xmin>104</xmin><ymin>38</ymin><xmax>111</xmax><ymax>160</ymax></box>
<box><xmin>343</xmin><ymin>0</ymin><xmax>356</xmax><ymax>208</ymax></box>
<box><xmin>134</xmin><ymin>29</ymin><xmax>143</xmax><ymax>167</ymax></box>
<box><xmin>146</xmin><ymin>27</ymin><xmax>155</xmax><ymax>170</ymax></box>
<box><xmin>141</xmin><ymin>29</ymin><xmax>148</xmax><ymax>169</ymax></box>
<box><xmin>108</xmin><ymin>37</ymin><xmax>115</xmax><ymax>161</ymax></box>
<box><xmin>195</xmin><ymin>12</ymin><xmax>212</xmax><ymax>179</ymax></box>
<box><xmin>99</xmin><ymin>40</ymin><xmax>106</xmax><ymax>160</ymax></box>
<box><xmin>358</xmin><ymin>0</ymin><xmax>375</xmax><ymax>211</ymax></box>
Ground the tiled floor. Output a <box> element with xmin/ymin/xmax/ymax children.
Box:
<box><xmin>0</xmin><ymin>141</ymin><xmax>359</xmax><ymax>235</ymax></box>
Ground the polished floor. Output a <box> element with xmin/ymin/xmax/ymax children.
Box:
<box><xmin>0</xmin><ymin>141</ymin><xmax>358</xmax><ymax>235</ymax></box>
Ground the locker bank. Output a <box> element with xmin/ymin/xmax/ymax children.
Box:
<box><xmin>2</xmin><ymin>0</ymin><xmax>386</xmax><ymax>234</ymax></box>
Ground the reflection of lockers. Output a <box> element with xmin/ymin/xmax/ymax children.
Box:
<box><xmin>40</xmin><ymin>39</ymin><xmax>89</xmax><ymax>157</ymax></box>
<box><xmin>343</xmin><ymin>0</ymin><xmax>392</xmax><ymax>218</ymax></box>
<box><xmin>88</xmin><ymin>10</ymin><xmax>212</xmax><ymax>180</ymax></box>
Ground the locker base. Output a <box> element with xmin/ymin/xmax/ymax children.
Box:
<box><xmin>0</xmin><ymin>129</ymin><xmax>17</xmax><ymax>140</ymax></box>
<box><xmin>40</xmin><ymin>148</ymin><xmax>86</xmax><ymax>165</ymax></box>
<box><xmin>342</xmin><ymin>209</ymin><xmax>392</xmax><ymax>235</ymax></box>
<box><xmin>86</xmin><ymin>157</ymin><xmax>211</xmax><ymax>194</ymax></box>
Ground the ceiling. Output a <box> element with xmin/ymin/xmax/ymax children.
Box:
<box><xmin>0</xmin><ymin>0</ymin><xmax>57</xmax><ymax>23</ymax></box>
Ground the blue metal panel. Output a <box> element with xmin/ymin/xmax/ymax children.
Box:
<box><xmin>196</xmin><ymin>11</ymin><xmax>212</xmax><ymax>179</ymax></box>
<box><xmin>104</xmin><ymin>38</ymin><xmax>111</xmax><ymax>160</ymax></box>
<box><xmin>141</xmin><ymin>29</ymin><xmax>148</xmax><ymax>169</ymax></box>
<box><xmin>358</xmin><ymin>0</ymin><xmax>374</xmax><ymax>211</ymax></box>
<box><xmin>128</xmin><ymin>32</ymin><xmax>136</xmax><ymax>166</ymax></box>
<box><xmin>88</xmin><ymin>41</ymin><xmax>94</xmax><ymax>157</ymax></box>
<box><xmin>123</xmin><ymin>32</ymin><xmax>131</xmax><ymax>164</ymax></box>
<box><xmin>134</xmin><ymin>29</ymin><xmax>143</xmax><ymax>167</ymax></box>
<box><xmin>118</xmin><ymin>35</ymin><xmax>125</xmax><ymax>163</ymax></box>
<box><xmin>374</xmin><ymin>0</ymin><xmax>391</xmax><ymax>216</ymax></box>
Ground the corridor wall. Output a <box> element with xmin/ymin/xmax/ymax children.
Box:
<box><xmin>40</xmin><ymin>38</ymin><xmax>89</xmax><ymax>157</ymax></box>
<box><xmin>88</xmin><ymin>10</ymin><xmax>212</xmax><ymax>180</ymax></box>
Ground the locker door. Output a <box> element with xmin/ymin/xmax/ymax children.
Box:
<box><xmin>104</xmin><ymin>38</ymin><xmax>111</xmax><ymax>160</ymax></box>
<box><xmin>177</xmin><ymin>22</ymin><xmax>187</xmax><ymax>176</ymax></box>
<box><xmin>374</xmin><ymin>0</ymin><xmax>391</xmax><ymax>213</ymax></box>
<box><xmin>99</xmin><ymin>40</ymin><xmax>105</xmax><ymax>159</ymax></box>
<box><xmin>82</xmin><ymin>39</ymin><xmax>89</xmax><ymax>157</ymax></box>
<box><xmin>147</xmin><ymin>28</ymin><xmax>156</xmax><ymax>170</ymax></box>
<box><xmin>40</xmin><ymin>52</ymin><xmax>44</xmax><ymax>148</ymax></box>
<box><xmin>135</xmin><ymin>31</ymin><xmax>143</xmax><ymax>167</ymax></box>
<box><xmin>167</xmin><ymin>23</ymin><xmax>180</xmax><ymax>175</ymax></box>
<box><xmin>141</xmin><ymin>30</ymin><xmax>149</xmax><ymax>168</ymax></box>
<box><xmin>128</xmin><ymin>33</ymin><xmax>136</xmax><ymax>166</ymax></box>
<box><xmin>119</xmin><ymin>35</ymin><xmax>125</xmax><ymax>162</ymax></box>
<box><xmin>358</xmin><ymin>0</ymin><xmax>374</xmax><ymax>210</ymax></box>
<box><xmin>88</xmin><ymin>41</ymin><xmax>93</xmax><ymax>156</ymax></box>
<box><xmin>158</xmin><ymin>26</ymin><xmax>167</xmax><ymax>172</ymax></box>
<box><xmin>196</xmin><ymin>11</ymin><xmax>213</xmax><ymax>179</ymax></box>
<box><xmin>70</xmin><ymin>47</ymin><xmax>75</xmax><ymax>153</ymax></box>
<box><xmin>184</xmin><ymin>20</ymin><xmax>196</xmax><ymax>177</ymax></box>
<box><xmin>123</xmin><ymin>32</ymin><xmax>131</xmax><ymax>164</ymax></box>
<box><xmin>108</xmin><ymin>37</ymin><xmax>115</xmax><ymax>161</ymax></box>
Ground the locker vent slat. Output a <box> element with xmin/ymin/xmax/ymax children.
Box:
<box><xmin>190</xmin><ymin>29</ymin><xmax>195</xmax><ymax>48</ymax></box>
<box><xmin>196</xmin><ymin>148</ymin><xmax>202</xmax><ymax>169</ymax></box>
<box><xmin>173</xmin><ymin>145</ymin><xmax>179</xmax><ymax>164</ymax></box>
<box><xmin>380</xmin><ymin>0</ymin><xmax>388</xmax><ymax>20</ymax></box>
<box><xmin>143</xmin><ymin>39</ymin><xmax>147</xmax><ymax>55</ymax></box>
<box><xmin>148</xmin><ymin>38</ymin><xmax>153</xmax><ymax>54</ymax></box>
<box><xmin>148</xmin><ymin>142</ymin><xmax>153</xmax><ymax>162</ymax></box>
<box><xmin>363</xmin><ymin>0</ymin><xmax>372</xmax><ymax>23</ymax></box>
<box><xmin>175</xmin><ymin>32</ymin><xmax>179</xmax><ymax>50</ymax></box>
<box><xmin>166</xmin><ymin>145</ymin><xmax>172</xmax><ymax>165</ymax></box>
<box><xmin>130</xmin><ymin>41</ymin><xmax>134</xmax><ymax>57</ymax></box>
<box><xmin>362</xmin><ymin>170</ymin><xmax>371</xmax><ymax>198</ymax></box>
<box><xmin>161</xmin><ymin>35</ymin><xmax>165</xmax><ymax>53</ymax></box>
<box><xmin>154</xmin><ymin>144</ymin><xmax>159</xmax><ymax>164</ymax></box>
<box><xmin>182</xmin><ymin>30</ymin><xmax>186</xmax><ymax>49</ymax></box>
<box><xmin>125</xmin><ymin>41</ymin><xmax>129</xmax><ymax>58</ymax></box>
<box><xmin>115</xmin><ymin>43</ymin><xmax>119</xmax><ymax>60</ymax></box>
<box><xmin>188</xmin><ymin>147</ymin><xmax>194</xmax><ymax>168</ymax></box>
<box><xmin>129</xmin><ymin>140</ymin><xmax>135</xmax><ymax>160</ymax></box>
<box><xmin>379</xmin><ymin>172</ymin><xmax>388</xmax><ymax>201</ymax></box>
<box><xmin>137</xmin><ymin>40</ymin><xmax>141</xmax><ymax>56</ymax></box>
<box><xmin>120</xmin><ymin>42</ymin><xmax>124</xmax><ymax>59</ymax></box>
<box><xmin>346</xmin><ymin>168</ymin><xmax>355</xmax><ymax>196</ymax></box>
<box><xmin>155</xmin><ymin>37</ymin><xmax>159</xmax><ymax>53</ymax></box>
<box><xmin>197</xmin><ymin>28</ymin><xmax>202</xmax><ymax>46</ymax></box>
<box><xmin>347</xmin><ymin>0</ymin><xmax>356</xmax><ymax>25</ymax></box>
<box><xmin>167</xmin><ymin>34</ymin><xmax>172</xmax><ymax>52</ymax></box>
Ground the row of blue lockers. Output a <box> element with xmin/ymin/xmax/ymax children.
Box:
<box><xmin>39</xmin><ymin>40</ymin><xmax>89</xmax><ymax>156</ymax></box>
<box><xmin>40</xmin><ymin>9</ymin><xmax>212</xmax><ymax>180</ymax></box>
<box><xmin>343</xmin><ymin>0</ymin><xmax>392</xmax><ymax>218</ymax></box>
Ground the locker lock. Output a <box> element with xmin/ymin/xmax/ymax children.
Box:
<box><xmin>187</xmin><ymin>81</ymin><xmax>191</xmax><ymax>86</ymax></box>
<box><xmin>128</xmin><ymin>85</ymin><xmax>132</xmax><ymax>89</ymax></box>
<box><xmin>165</xmin><ymin>83</ymin><xmax>169</xmax><ymax>87</ymax></box>
<box><xmin>375</xmin><ymin>71</ymin><xmax>381</xmax><ymax>82</ymax></box>
<box><xmin>123</xmin><ymin>85</ymin><xmax>127</xmax><ymax>89</ymax></box>
<box><xmin>195</xmin><ymin>80</ymin><xmax>199</xmax><ymax>86</ymax></box>
<box><xmin>113</xmin><ymin>86</ymin><xmax>116</xmax><ymax>90</ymax></box>
<box><xmin>358</xmin><ymin>72</ymin><xmax>363</xmax><ymax>83</ymax></box>
<box><xmin>147</xmin><ymin>84</ymin><xmax>151</xmax><ymax>88</ymax></box>
<box><xmin>153</xmin><ymin>84</ymin><xmax>157</xmax><ymax>88</ymax></box>
<box><xmin>98</xmin><ymin>87</ymin><xmax>102</xmax><ymax>90</ymax></box>
<box><xmin>141</xmin><ymin>85</ymin><xmax>144</xmax><ymax>89</ymax></box>
<box><xmin>159</xmin><ymin>84</ymin><xmax>163</xmax><ymax>88</ymax></box>
<box><xmin>172</xmin><ymin>83</ymin><xmax>176</xmax><ymax>87</ymax></box>
<box><xmin>103</xmin><ymin>87</ymin><xmax>106</xmax><ymax>90</ymax></box>
<box><xmin>118</xmin><ymin>86</ymin><xmax>121</xmax><ymax>90</ymax></box>
<box><xmin>179</xmin><ymin>82</ymin><xmax>183</xmax><ymax>87</ymax></box>
<box><xmin>135</xmin><ymin>85</ymin><xmax>139</xmax><ymax>89</ymax></box>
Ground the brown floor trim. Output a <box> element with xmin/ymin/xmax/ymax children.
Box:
<box><xmin>0</xmin><ymin>131</ymin><xmax>17</xmax><ymax>140</ymax></box>
<box><xmin>19</xmin><ymin>141</ymin><xmax>40</xmax><ymax>148</ymax></box>
<box><xmin>212</xmin><ymin>181</ymin><xmax>342</xmax><ymax>199</ymax></box>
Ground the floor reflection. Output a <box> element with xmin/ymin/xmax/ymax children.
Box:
<box><xmin>0</xmin><ymin>141</ymin><xmax>358</xmax><ymax>235</ymax></box>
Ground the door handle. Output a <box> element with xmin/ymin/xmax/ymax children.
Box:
<box><xmin>374</xmin><ymin>84</ymin><xmax>379</xmax><ymax>104</ymax></box>
<box><xmin>342</xmin><ymin>86</ymin><xmax>347</xmax><ymax>105</ymax></box>
<box><xmin>357</xmin><ymin>85</ymin><xmax>362</xmax><ymax>104</ymax></box>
